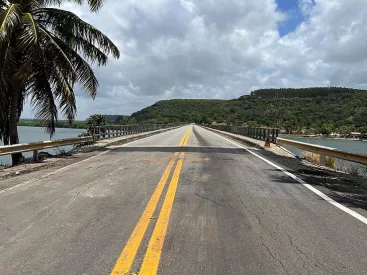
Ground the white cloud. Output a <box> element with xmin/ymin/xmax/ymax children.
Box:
<box><xmin>299</xmin><ymin>0</ymin><xmax>315</xmax><ymax>16</ymax></box>
<box><xmin>22</xmin><ymin>0</ymin><xmax>367</xmax><ymax>119</ymax></box>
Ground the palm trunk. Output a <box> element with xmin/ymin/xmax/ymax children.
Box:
<box><xmin>9</xmin><ymin>88</ymin><xmax>22</xmax><ymax>166</ymax></box>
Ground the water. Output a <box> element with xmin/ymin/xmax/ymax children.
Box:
<box><xmin>281</xmin><ymin>136</ymin><xmax>367</xmax><ymax>176</ymax></box>
<box><xmin>0</xmin><ymin>126</ymin><xmax>87</xmax><ymax>166</ymax></box>
<box><xmin>281</xmin><ymin>136</ymin><xmax>367</xmax><ymax>156</ymax></box>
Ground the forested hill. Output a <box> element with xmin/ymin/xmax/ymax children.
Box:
<box><xmin>247</xmin><ymin>87</ymin><xmax>364</xmax><ymax>99</ymax></box>
<box><xmin>131</xmin><ymin>87</ymin><xmax>367</xmax><ymax>134</ymax></box>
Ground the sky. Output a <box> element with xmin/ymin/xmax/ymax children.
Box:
<box><xmin>22</xmin><ymin>0</ymin><xmax>367</xmax><ymax>119</ymax></box>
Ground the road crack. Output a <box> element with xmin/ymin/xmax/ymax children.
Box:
<box><xmin>266</xmin><ymin>214</ymin><xmax>331</xmax><ymax>275</ymax></box>
<box><xmin>195</xmin><ymin>193</ymin><xmax>239</xmax><ymax>211</ymax></box>
<box><xmin>236</xmin><ymin>194</ymin><xmax>290</xmax><ymax>275</ymax></box>
<box><xmin>65</xmin><ymin>181</ymin><xmax>95</xmax><ymax>208</ymax></box>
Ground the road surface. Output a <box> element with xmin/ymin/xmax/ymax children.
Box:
<box><xmin>0</xmin><ymin>126</ymin><xmax>366</xmax><ymax>275</ymax></box>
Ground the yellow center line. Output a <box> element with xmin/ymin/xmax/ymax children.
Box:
<box><xmin>139</xmin><ymin>128</ymin><xmax>192</xmax><ymax>274</ymax></box>
<box><xmin>110</xmin><ymin>127</ymin><xmax>192</xmax><ymax>275</ymax></box>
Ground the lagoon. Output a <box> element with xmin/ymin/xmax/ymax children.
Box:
<box><xmin>282</xmin><ymin>136</ymin><xmax>367</xmax><ymax>156</ymax></box>
<box><xmin>0</xmin><ymin>126</ymin><xmax>86</xmax><ymax>166</ymax></box>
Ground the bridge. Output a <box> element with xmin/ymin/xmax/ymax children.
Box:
<box><xmin>0</xmin><ymin>125</ymin><xmax>366</xmax><ymax>274</ymax></box>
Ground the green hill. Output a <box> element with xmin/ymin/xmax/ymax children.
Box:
<box><xmin>131</xmin><ymin>87</ymin><xmax>367</xmax><ymax>134</ymax></box>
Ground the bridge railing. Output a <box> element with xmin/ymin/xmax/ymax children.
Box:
<box><xmin>276</xmin><ymin>138</ymin><xmax>367</xmax><ymax>166</ymax></box>
<box><xmin>0</xmin><ymin>123</ymin><xmax>181</xmax><ymax>163</ymax></box>
<box><xmin>90</xmin><ymin>123</ymin><xmax>182</xmax><ymax>140</ymax></box>
<box><xmin>206</xmin><ymin>125</ymin><xmax>280</xmax><ymax>143</ymax></box>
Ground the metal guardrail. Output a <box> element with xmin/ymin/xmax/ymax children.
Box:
<box><xmin>0</xmin><ymin>123</ymin><xmax>182</xmax><ymax>163</ymax></box>
<box><xmin>0</xmin><ymin>136</ymin><xmax>93</xmax><ymax>161</ymax></box>
<box><xmin>207</xmin><ymin>125</ymin><xmax>279</xmax><ymax>143</ymax></box>
<box><xmin>277</xmin><ymin>137</ymin><xmax>367</xmax><ymax>165</ymax></box>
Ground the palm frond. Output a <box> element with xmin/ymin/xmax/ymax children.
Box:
<box><xmin>0</xmin><ymin>4</ymin><xmax>22</xmax><ymax>33</ymax></box>
<box><xmin>14</xmin><ymin>13</ymin><xmax>39</xmax><ymax>86</ymax></box>
<box><xmin>35</xmin><ymin>8</ymin><xmax>120</xmax><ymax>59</ymax></box>
<box><xmin>37</xmin><ymin>25</ymin><xmax>76</xmax><ymax>80</ymax></box>
<box><xmin>50</xmin><ymin>65</ymin><xmax>77</xmax><ymax>122</ymax></box>
<box><xmin>0</xmin><ymin>4</ymin><xmax>22</xmax><ymax>76</ymax></box>
<box><xmin>59</xmin><ymin>33</ymin><xmax>108</xmax><ymax>66</ymax></box>
<box><xmin>50</xmin><ymin>34</ymin><xmax>99</xmax><ymax>98</ymax></box>
<box><xmin>27</xmin><ymin>58</ymin><xmax>58</xmax><ymax>134</ymax></box>
<box><xmin>39</xmin><ymin>0</ymin><xmax>104</xmax><ymax>12</ymax></box>
<box><xmin>86</xmin><ymin>0</ymin><xmax>105</xmax><ymax>12</ymax></box>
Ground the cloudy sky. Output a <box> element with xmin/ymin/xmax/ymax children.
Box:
<box><xmin>22</xmin><ymin>0</ymin><xmax>367</xmax><ymax>119</ymax></box>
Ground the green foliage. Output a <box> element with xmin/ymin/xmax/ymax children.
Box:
<box><xmin>0</xmin><ymin>0</ymin><xmax>119</xmax><ymax>144</ymax></box>
<box><xmin>130</xmin><ymin>88</ymin><xmax>367</xmax><ymax>133</ymax></box>
<box><xmin>131</xmin><ymin>99</ymin><xmax>228</xmax><ymax>124</ymax></box>
<box><xmin>86</xmin><ymin>114</ymin><xmax>105</xmax><ymax>133</ymax></box>
<box><xmin>18</xmin><ymin>119</ymin><xmax>87</xmax><ymax>129</ymax></box>
<box><xmin>325</xmin><ymin>157</ymin><xmax>336</xmax><ymax>169</ymax></box>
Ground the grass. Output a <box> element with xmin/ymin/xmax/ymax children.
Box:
<box><xmin>301</xmin><ymin>150</ymin><xmax>367</xmax><ymax>178</ymax></box>
<box><xmin>301</xmin><ymin>151</ymin><xmax>336</xmax><ymax>169</ymax></box>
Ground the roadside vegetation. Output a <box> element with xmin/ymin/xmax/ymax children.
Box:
<box><xmin>0</xmin><ymin>0</ymin><xmax>120</xmax><ymax>165</ymax></box>
<box><xmin>301</xmin><ymin>151</ymin><xmax>336</xmax><ymax>169</ymax></box>
<box><xmin>301</xmin><ymin>150</ymin><xmax>367</xmax><ymax>177</ymax></box>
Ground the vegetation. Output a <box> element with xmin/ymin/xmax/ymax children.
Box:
<box><xmin>301</xmin><ymin>151</ymin><xmax>336</xmax><ymax>169</ymax></box>
<box><xmin>86</xmin><ymin>114</ymin><xmax>105</xmax><ymax>134</ymax></box>
<box><xmin>130</xmin><ymin>87</ymin><xmax>367</xmax><ymax>135</ymax></box>
<box><xmin>19</xmin><ymin>119</ymin><xmax>87</xmax><ymax>129</ymax></box>
<box><xmin>104</xmin><ymin>115</ymin><xmax>130</xmax><ymax>123</ymax></box>
<box><xmin>18</xmin><ymin>114</ymin><xmax>127</xmax><ymax>130</ymax></box>
<box><xmin>131</xmin><ymin>99</ymin><xmax>227</xmax><ymax>124</ymax></box>
<box><xmin>0</xmin><ymin>0</ymin><xmax>120</xmax><ymax>165</ymax></box>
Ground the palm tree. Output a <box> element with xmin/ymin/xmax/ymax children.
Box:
<box><xmin>86</xmin><ymin>113</ymin><xmax>105</xmax><ymax>134</ymax></box>
<box><xmin>0</xmin><ymin>0</ymin><xmax>119</xmax><ymax>165</ymax></box>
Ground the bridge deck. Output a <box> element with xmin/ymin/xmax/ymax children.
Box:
<box><xmin>0</xmin><ymin>126</ymin><xmax>366</xmax><ymax>275</ymax></box>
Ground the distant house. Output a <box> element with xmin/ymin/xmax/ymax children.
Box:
<box><xmin>348</xmin><ymin>132</ymin><xmax>362</xmax><ymax>138</ymax></box>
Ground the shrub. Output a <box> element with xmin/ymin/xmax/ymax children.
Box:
<box><xmin>301</xmin><ymin>151</ymin><xmax>320</xmax><ymax>165</ymax></box>
<box><xmin>325</xmin><ymin>156</ymin><xmax>336</xmax><ymax>169</ymax></box>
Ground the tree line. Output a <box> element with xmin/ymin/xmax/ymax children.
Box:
<box><xmin>129</xmin><ymin>88</ymin><xmax>367</xmax><ymax>135</ymax></box>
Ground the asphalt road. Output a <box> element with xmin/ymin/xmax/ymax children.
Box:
<box><xmin>0</xmin><ymin>125</ymin><xmax>366</xmax><ymax>275</ymax></box>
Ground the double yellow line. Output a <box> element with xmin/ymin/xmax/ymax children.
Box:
<box><xmin>110</xmin><ymin>127</ymin><xmax>192</xmax><ymax>275</ymax></box>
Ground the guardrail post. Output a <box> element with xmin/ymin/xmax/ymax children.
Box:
<box><xmin>320</xmin><ymin>154</ymin><xmax>326</xmax><ymax>166</ymax></box>
<box><xmin>33</xmin><ymin>150</ymin><xmax>39</xmax><ymax>162</ymax></box>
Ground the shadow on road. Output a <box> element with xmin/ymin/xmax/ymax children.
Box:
<box><xmin>111</xmin><ymin>146</ymin><xmax>250</xmax><ymax>155</ymax></box>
